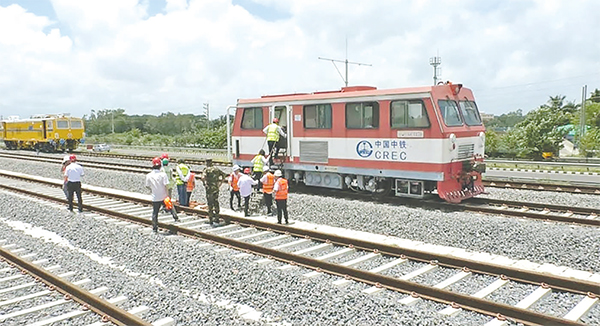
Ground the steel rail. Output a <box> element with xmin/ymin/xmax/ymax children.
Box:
<box><xmin>469</xmin><ymin>197</ymin><xmax>600</xmax><ymax>216</ymax></box>
<box><xmin>0</xmin><ymin>176</ymin><xmax>595</xmax><ymax>325</ymax></box>
<box><xmin>483</xmin><ymin>179</ymin><xmax>600</xmax><ymax>195</ymax></box>
<box><xmin>0</xmin><ymin>247</ymin><xmax>151</xmax><ymax>326</ymax></box>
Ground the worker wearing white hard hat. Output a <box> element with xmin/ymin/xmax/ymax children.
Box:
<box><xmin>272</xmin><ymin>170</ymin><xmax>288</xmax><ymax>224</ymax></box>
<box><xmin>228</xmin><ymin>165</ymin><xmax>242</xmax><ymax>211</ymax></box>
<box><xmin>260</xmin><ymin>165</ymin><xmax>275</xmax><ymax>216</ymax></box>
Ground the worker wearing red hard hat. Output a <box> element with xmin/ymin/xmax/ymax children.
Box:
<box><xmin>63</xmin><ymin>154</ymin><xmax>84</xmax><ymax>213</ymax></box>
<box><xmin>237</xmin><ymin>167</ymin><xmax>258</xmax><ymax>217</ymax></box>
<box><xmin>146</xmin><ymin>157</ymin><xmax>178</xmax><ymax>233</ymax></box>
<box><xmin>263</xmin><ymin>117</ymin><xmax>287</xmax><ymax>166</ymax></box>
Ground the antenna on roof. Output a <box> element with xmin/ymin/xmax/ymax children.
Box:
<box><xmin>318</xmin><ymin>38</ymin><xmax>371</xmax><ymax>87</ymax></box>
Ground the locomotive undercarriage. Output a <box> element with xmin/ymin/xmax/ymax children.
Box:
<box><xmin>291</xmin><ymin>170</ymin><xmax>436</xmax><ymax>199</ymax></box>
<box><xmin>3</xmin><ymin>140</ymin><xmax>79</xmax><ymax>152</ymax></box>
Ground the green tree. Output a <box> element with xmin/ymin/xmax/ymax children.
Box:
<box><xmin>578</xmin><ymin>128</ymin><xmax>600</xmax><ymax>157</ymax></box>
<box><xmin>485</xmin><ymin>109</ymin><xmax>525</xmax><ymax>128</ymax></box>
<box><xmin>509</xmin><ymin>105</ymin><xmax>571</xmax><ymax>159</ymax></box>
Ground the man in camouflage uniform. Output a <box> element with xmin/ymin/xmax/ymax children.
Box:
<box><xmin>202</xmin><ymin>159</ymin><xmax>228</xmax><ymax>225</ymax></box>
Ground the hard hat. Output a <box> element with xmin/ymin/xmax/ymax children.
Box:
<box><xmin>243</xmin><ymin>167</ymin><xmax>251</xmax><ymax>174</ymax></box>
<box><xmin>62</xmin><ymin>155</ymin><xmax>70</xmax><ymax>163</ymax></box>
<box><xmin>152</xmin><ymin>157</ymin><xmax>162</xmax><ymax>166</ymax></box>
<box><xmin>274</xmin><ymin>170</ymin><xmax>282</xmax><ymax>177</ymax></box>
<box><xmin>273</xmin><ymin>118</ymin><xmax>279</xmax><ymax>123</ymax></box>
<box><xmin>232</xmin><ymin>165</ymin><xmax>240</xmax><ymax>171</ymax></box>
<box><xmin>69</xmin><ymin>154</ymin><xmax>77</xmax><ymax>161</ymax></box>
<box><xmin>161</xmin><ymin>153</ymin><xmax>169</xmax><ymax>159</ymax></box>
<box><xmin>263</xmin><ymin>165</ymin><xmax>270</xmax><ymax>172</ymax></box>
<box><xmin>162</xmin><ymin>158</ymin><xmax>169</xmax><ymax>166</ymax></box>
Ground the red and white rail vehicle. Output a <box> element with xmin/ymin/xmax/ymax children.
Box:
<box><xmin>229</xmin><ymin>82</ymin><xmax>486</xmax><ymax>203</ymax></box>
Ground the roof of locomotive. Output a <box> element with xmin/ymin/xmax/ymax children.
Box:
<box><xmin>237</xmin><ymin>85</ymin><xmax>445</xmax><ymax>105</ymax></box>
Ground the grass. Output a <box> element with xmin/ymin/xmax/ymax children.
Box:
<box><xmin>487</xmin><ymin>162</ymin><xmax>600</xmax><ymax>173</ymax></box>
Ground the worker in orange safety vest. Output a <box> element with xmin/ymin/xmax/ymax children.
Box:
<box><xmin>272</xmin><ymin>169</ymin><xmax>288</xmax><ymax>224</ymax></box>
<box><xmin>259</xmin><ymin>166</ymin><xmax>275</xmax><ymax>216</ymax></box>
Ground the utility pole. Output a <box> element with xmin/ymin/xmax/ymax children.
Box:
<box><xmin>580</xmin><ymin>85</ymin><xmax>587</xmax><ymax>145</ymax></box>
<box><xmin>203</xmin><ymin>103</ymin><xmax>210</xmax><ymax>129</ymax></box>
<box><xmin>319</xmin><ymin>39</ymin><xmax>371</xmax><ymax>87</ymax></box>
<box><xmin>429</xmin><ymin>54</ymin><xmax>442</xmax><ymax>85</ymax></box>
<box><xmin>111</xmin><ymin>110</ymin><xmax>114</xmax><ymax>133</ymax></box>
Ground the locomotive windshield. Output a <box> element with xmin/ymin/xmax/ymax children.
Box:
<box><xmin>71</xmin><ymin>120</ymin><xmax>83</xmax><ymax>129</ymax></box>
<box><xmin>458</xmin><ymin>100</ymin><xmax>482</xmax><ymax>126</ymax></box>
<box><xmin>437</xmin><ymin>100</ymin><xmax>463</xmax><ymax>127</ymax></box>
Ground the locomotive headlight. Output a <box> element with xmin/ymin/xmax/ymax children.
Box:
<box><xmin>449</xmin><ymin>133</ymin><xmax>456</xmax><ymax>151</ymax></box>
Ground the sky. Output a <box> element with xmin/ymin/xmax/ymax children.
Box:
<box><xmin>0</xmin><ymin>0</ymin><xmax>599</xmax><ymax>120</ymax></box>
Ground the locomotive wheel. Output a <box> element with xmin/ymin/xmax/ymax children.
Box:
<box><xmin>371</xmin><ymin>178</ymin><xmax>392</xmax><ymax>199</ymax></box>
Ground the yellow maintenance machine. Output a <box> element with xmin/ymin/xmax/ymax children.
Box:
<box><xmin>1</xmin><ymin>114</ymin><xmax>85</xmax><ymax>152</ymax></box>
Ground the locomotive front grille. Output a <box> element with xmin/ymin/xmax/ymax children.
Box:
<box><xmin>457</xmin><ymin>143</ymin><xmax>474</xmax><ymax>160</ymax></box>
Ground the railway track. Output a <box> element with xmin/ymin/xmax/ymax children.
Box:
<box><xmin>0</xmin><ymin>243</ymin><xmax>174</xmax><ymax>325</ymax></box>
<box><xmin>0</xmin><ymin>170</ymin><xmax>597</xmax><ymax>325</ymax></box>
<box><xmin>0</xmin><ymin>152</ymin><xmax>599</xmax><ymax>227</ymax></box>
<box><xmin>4</xmin><ymin>150</ymin><xmax>599</xmax><ymax>196</ymax></box>
<box><xmin>482</xmin><ymin>179</ymin><xmax>600</xmax><ymax>195</ymax></box>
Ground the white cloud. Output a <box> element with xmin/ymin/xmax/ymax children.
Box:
<box><xmin>0</xmin><ymin>0</ymin><xmax>598</xmax><ymax>120</ymax></box>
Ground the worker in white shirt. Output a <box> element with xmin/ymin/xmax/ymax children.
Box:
<box><xmin>63</xmin><ymin>154</ymin><xmax>85</xmax><ymax>213</ymax></box>
<box><xmin>237</xmin><ymin>168</ymin><xmax>258</xmax><ymax>217</ymax></box>
<box><xmin>146</xmin><ymin>157</ymin><xmax>179</xmax><ymax>233</ymax></box>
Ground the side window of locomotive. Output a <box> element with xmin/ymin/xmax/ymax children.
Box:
<box><xmin>459</xmin><ymin>101</ymin><xmax>482</xmax><ymax>126</ymax></box>
<box><xmin>47</xmin><ymin>121</ymin><xmax>53</xmax><ymax>130</ymax></box>
<box><xmin>70</xmin><ymin>120</ymin><xmax>83</xmax><ymax>129</ymax></box>
<box><xmin>241</xmin><ymin>107</ymin><xmax>263</xmax><ymax>129</ymax></box>
<box><xmin>303</xmin><ymin>104</ymin><xmax>332</xmax><ymax>129</ymax></box>
<box><xmin>56</xmin><ymin>120</ymin><xmax>69</xmax><ymax>129</ymax></box>
<box><xmin>437</xmin><ymin>100</ymin><xmax>463</xmax><ymax>127</ymax></box>
<box><xmin>346</xmin><ymin>102</ymin><xmax>379</xmax><ymax>129</ymax></box>
<box><xmin>390</xmin><ymin>100</ymin><xmax>430</xmax><ymax>128</ymax></box>
<box><xmin>274</xmin><ymin>106</ymin><xmax>287</xmax><ymax>128</ymax></box>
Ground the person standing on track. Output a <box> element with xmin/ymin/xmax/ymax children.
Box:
<box><xmin>263</xmin><ymin>118</ymin><xmax>286</xmax><ymax>166</ymax></box>
<box><xmin>146</xmin><ymin>157</ymin><xmax>178</xmax><ymax>233</ymax></box>
<box><xmin>64</xmin><ymin>154</ymin><xmax>84</xmax><ymax>213</ymax></box>
<box><xmin>273</xmin><ymin>170</ymin><xmax>289</xmax><ymax>224</ymax></box>
<box><xmin>237</xmin><ymin>167</ymin><xmax>257</xmax><ymax>217</ymax></box>
<box><xmin>259</xmin><ymin>166</ymin><xmax>275</xmax><ymax>216</ymax></box>
<box><xmin>186</xmin><ymin>171</ymin><xmax>196</xmax><ymax>205</ymax></box>
<box><xmin>201</xmin><ymin>159</ymin><xmax>228</xmax><ymax>224</ymax></box>
<box><xmin>60</xmin><ymin>155</ymin><xmax>71</xmax><ymax>200</ymax></box>
<box><xmin>228</xmin><ymin>165</ymin><xmax>242</xmax><ymax>211</ymax></box>
<box><xmin>161</xmin><ymin>158</ymin><xmax>175</xmax><ymax>199</ymax></box>
<box><xmin>175</xmin><ymin>158</ymin><xmax>191</xmax><ymax>206</ymax></box>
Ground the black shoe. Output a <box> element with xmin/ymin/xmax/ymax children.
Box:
<box><xmin>285</xmin><ymin>220</ymin><xmax>289</xmax><ymax>224</ymax></box>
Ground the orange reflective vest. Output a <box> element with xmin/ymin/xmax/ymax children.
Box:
<box><xmin>262</xmin><ymin>173</ymin><xmax>275</xmax><ymax>194</ymax></box>
<box><xmin>274</xmin><ymin>178</ymin><xmax>288</xmax><ymax>200</ymax></box>
<box><xmin>229</xmin><ymin>172</ymin><xmax>240</xmax><ymax>191</ymax></box>
<box><xmin>187</xmin><ymin>172</ymin><xmax>196</xmax><ymax>192</ymax></box>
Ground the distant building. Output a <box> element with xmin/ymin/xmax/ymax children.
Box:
<box><xmin>480</xmin><ymin>112</ymin><xmax>495</xmax><ymax>122</ymax></box>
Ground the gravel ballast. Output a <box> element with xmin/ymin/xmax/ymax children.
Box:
<box><xmin>1</xmin><ymin>193</ymin><xmax>495</xmax><ymax>325</ymax></box>
<box><xmin>0</xmin><ymin>155</ymin><xmax>598</xmax><ymax>324</ymax></box>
